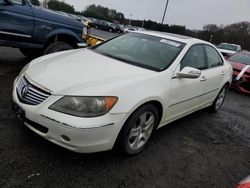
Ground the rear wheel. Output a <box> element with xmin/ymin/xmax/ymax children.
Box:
<box><xmin>209</xmin><ymin>85</ymin><xmax>228</xmax><ymax>112</ymax></box>
<box><xmin>43</xmin><ymin>42</ymin><xmax>73</xmax><ymax>55</ymax></box>
<box><xmin>119</xmin><ymin>104</ymin><xmax>159</xmax><ymax>155</ymax></box>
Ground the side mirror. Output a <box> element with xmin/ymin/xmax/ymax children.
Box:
<box><xmin>177</xmin><ymin>67</ymin><xmax>201</xmax><ymax>79</ymax></box>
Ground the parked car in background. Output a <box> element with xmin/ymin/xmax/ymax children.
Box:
<box><xmin>227</xmin><ymin>51</ymin><xmax>250</xmax><ymax>94</ymax></box>
<box><xmin>135</xmin><ymin>27</ymin><xmax>146</xmax><ymax>31</ymax></box>
<box><xmin>217</xmin><ymin>43</ymin><xmax>241</xmax><ymax>57</ymax></box>
<box><xmin>124</xmin><ymin>25</ymin><xmax>137</xmax><ymax>32</ymax></box>
<box><xmin>109</xmin><ymin>23</ymin><xmax>125</xmax><ymax>33</ymax></box>
<box><xmin>77</xmin><ymin>15</ymin><xmax>92</xmax><ymax>27</ymax></box>
<box><xmin>13</xmin><ymin>31</ymin><xmax>232</xmax><ymax>155</ymax></box>
<box><xmin>234</xmin><ymin>175</ymin><xmax>250</xmax><ymax>188</ymax></box>
<box><xmin>0</xmin><ymin>0</ymin><xmax>85</xmax><ymax>58</ymax></box>
<box><xmin>89</xmin><ymin>19</ymin><xmax>116</xmax><ymax>32</ymax></box>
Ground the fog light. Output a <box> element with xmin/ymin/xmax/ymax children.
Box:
<box><xmin>61</xmin><ymin>135</ymin><xmax>70</xmax><ymax>142</ymax></box>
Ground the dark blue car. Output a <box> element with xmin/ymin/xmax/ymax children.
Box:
<box><xmin>0</xmin><ymin>0</ymin><xmax>85</xmax><ymax>57</ymax></box>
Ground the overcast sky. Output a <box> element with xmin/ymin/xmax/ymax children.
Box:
<box><xmin>65</xmin><ymin>0</ymin><xmax>250</xmax><ymax>29</ymax></box>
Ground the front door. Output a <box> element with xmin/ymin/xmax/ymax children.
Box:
<box><xmin>0</xmin><ymin>0</ymin><xmax>34</xmax><ymax>43</ymax></box>
<box><xmin>166</xmin><ymin>45</ymin><xmax>207</xmax><ymax>122</ymax></box>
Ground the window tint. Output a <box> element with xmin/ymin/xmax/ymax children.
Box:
<box><xmin>205</xmin><ymin>45</ymin><xmax>223</xmax><ymax>68</ymax></box>
<box><xmin>181</xmin><ymin>45</ymin><xmax>206</xmax><ymax>70</ymax></box>
<box><xmin>11</xmin><ymin>0</ymin><xmax>23</xmax><ymax>5</ymax></box>
<box><xmin>93</xmin><ymin>33</ymin><xmax>185</xmax><ymax>71</ymax></box>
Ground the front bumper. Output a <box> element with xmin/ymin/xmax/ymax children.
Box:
<box><xmin>231</xmin><ymin>71</ymin><xmax>250</xmax><ymax>94</ymax></box>
<box><xmin>12</xmin><ymin>77</ymin><xmax>127</xmax><ymax>153</ymax></box>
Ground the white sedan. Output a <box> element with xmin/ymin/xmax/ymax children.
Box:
<box><xmin>12</xmin><ymin>31</ymin><xmax>232</xmax><ymax>155</ymax></box>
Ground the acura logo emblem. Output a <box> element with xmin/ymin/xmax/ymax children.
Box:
<box><xmin>21</xmin><ymin>85</ymin><xmax>30</xmax><ymax>98</ymax></box>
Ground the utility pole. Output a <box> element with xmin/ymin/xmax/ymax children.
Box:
<box><xmin>161</xmin><ymin>0</ymin><xmax>170</xmax><ymax>29</ymax></box>
<box><xmin>129</xmin><ymin>14</ymin><xmax>133</xmax><ymax>26</ymax></box>
<box><xmin>209</xmin><ymin>35</ymin><xmax>214</xmax><ymax>43</ymax></box>
<box><xmin>142</xmin><ymin>19</ymin><xmax>145</xmax><ymax>28</ymax></box>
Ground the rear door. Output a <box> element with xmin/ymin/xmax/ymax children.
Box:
<box><xmin>0</xmin><ymin>0</ymin><xmax>34</xmax><ymax>43</ymax></box>
<box><xmin>201</xmin><ymin>45</ymin><xmax>226</xmax><ymax>104</ymax></box>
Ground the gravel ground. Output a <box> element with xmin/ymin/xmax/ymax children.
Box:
<box><xmin>0</xmin><ymin>46</ymin><xmax>250</xmax><ymax>188</ymax></box>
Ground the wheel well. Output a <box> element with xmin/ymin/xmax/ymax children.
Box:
<box><xmin>225</xmin><ymin>82</ymin><xmax>230</xmax><ymax>88</ymax></box>
<box><xmin>144</xmin><ymin>101</ymin><xmax>163</xmax><ymax>125</ymax></box>
<box><xmin>45</xmin><ymin>34</ymin><xmax>78</xmax><ymax>48</ymax></box>
<box><xmin>113</xmin><ymin>100</ymin><xmax>163</xmax><ymax>150</ymax></box>
<box><xmin>127</xmin><ymin>100</ymin><xmax>163</xmax><ymax>128</ymax></box>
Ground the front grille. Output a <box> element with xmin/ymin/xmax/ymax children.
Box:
<box><xmin>16</xmin><ymin>76</ymin><xmax>51</xmax><ymax>105</ymax></box>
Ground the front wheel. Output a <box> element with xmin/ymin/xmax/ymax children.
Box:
<box><xmin>209</xmin><ymin>85</ymin><xmax>228</xmax><ymax>112</ymax></box>
<box><xmin>43</xmin><ymin>42</ymin><xmax>73</xmax><ymax>55</ymax></box>
<box><xmin>118</xmin><ymin>104</ymin><xmax>159</xmax><ymax>155</ymax></box>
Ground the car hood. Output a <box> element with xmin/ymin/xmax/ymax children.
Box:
<box><xmin>25</xmin><ymin>49</ymin><xmax>155</xmax><ymax>95</ymax></box>
<box><xmin>228</xmin><ymin>60</ymin><xmax>250</xmax><ymax>73</ymax></box>
<box><xmin>33</xmin><ymin>7</ymin><xmax>83</xmax><ymax>29</ymax></box>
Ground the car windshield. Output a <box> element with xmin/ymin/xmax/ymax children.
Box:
<box><xmin>229</xmin><ymin>53</ymin><xmax>250</xmax><ymax>65</ymax></box>
<box><xmin>92</xmin><ymin>33</ymin><xmax>185</xmax><ymax>71</ymax></box>
<box><xmin>217</xmin><ymin>43</ymin><xmax>238</xmax><ymax>51</ymax></box>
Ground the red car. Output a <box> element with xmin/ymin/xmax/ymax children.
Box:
<box><xmin>234</xmin><ymin>175</ymin><xmax>250</xmax><ymax>188</ymax></box>
<box><xmin>227</xmin><ymin>51</ymin><xmax>250</xmax><ymax>94</ymax></box>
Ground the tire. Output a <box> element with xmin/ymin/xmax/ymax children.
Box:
<box><xmin>43</xmin><ymin>42</ymin><xmax>73</xmax><ymax>55</ymax></box>
<box><xmin>109</xmin><ymin>28</ymin><xmax>113</xmax><ymax>32</ymax></box>
<box><xmin>118</xmin><ymin>104</ymin><xmax>159</xmax><ymax>155</ymax></box>
<box><xmin>19</xmin><ymin>48</ymin><xmax>42</xmax><ymax>59</ymax></box>
<box><xmin>209</xmin><ymin>85</ymin><xmax>228</xmax><ymax>112</ymax></box>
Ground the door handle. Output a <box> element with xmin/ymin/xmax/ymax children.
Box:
<box><xmin>220</xmin><ymin>71</ymin><xmax>226</xmax><ymax>75</ymax></box>
<box><xmin>200</xmin><ymin>75</ymin><xmax>207</xmax><ymax>81</ymax></box>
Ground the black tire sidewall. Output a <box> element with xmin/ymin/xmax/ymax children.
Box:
<box><xmin>119</xmin><ymin>104</ymin><xmax>159</xmax><ymax>155</ymax></box>
<box><xmin>43</xmin><ymin>42</ymin><xmax>73</xmax><ymax>55</ymax></box>
<box><xmin>210</xmin><ymin>85</ymin><xmax>228</xmax><ymax>112</ymax></box>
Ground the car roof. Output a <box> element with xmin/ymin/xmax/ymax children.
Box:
<box><xmin>134</xmin><ymin>30</ymin><xmax>208</xmax><ymax>45</ymax></box>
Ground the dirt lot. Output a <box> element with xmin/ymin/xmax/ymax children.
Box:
<box><xmin>0</xmin><ymin>47</ymin><xmax>250</xmax><ymax>188</ymax></box>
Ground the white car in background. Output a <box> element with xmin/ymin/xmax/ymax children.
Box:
<box><xmin>12</xmin><ymin>31</ymin><xmax>232</xmax><ymax>155</ymax></box>
<box><xmin>217</xmin><ymin>43</ymin><xmax>241</xmax><ymax>57</ymax></box>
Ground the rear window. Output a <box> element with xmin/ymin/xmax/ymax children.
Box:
<box><xmin>229</xmin><ymin>53</ymin><xmax>250</xmax><ymax>65</ymax></box>
<box><xmin>218</xmin><ymin>43</ymin><xmax>238</xmax><ymax>51</ymax></box>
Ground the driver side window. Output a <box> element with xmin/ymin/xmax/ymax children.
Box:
<box><xmin>180</xmin><ymin>45</ymin><xmax>206</xmax><ymax>70</ymax></box>
<box><xmin>4</xmin><ymin>0</ymin><xmax>23</xmax><ymax>5</ymax></box>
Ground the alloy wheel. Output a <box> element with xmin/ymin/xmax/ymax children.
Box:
<box><xmin>128</xmin><ymin>112</ymin><xmax>155</xmax><ymax>150</ymax></box>
<box><xmin>215</xmin><ymin>87</ymin><xmax>226</xmax><ymax>110</ymax></box>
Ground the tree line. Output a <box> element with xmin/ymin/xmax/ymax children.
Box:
<box><xmin>31</xmin><ymin>0</ymin><xmax>250</xmax><ymax>50</ymax></box>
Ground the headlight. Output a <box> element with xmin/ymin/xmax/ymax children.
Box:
<box><xmin>49</xmin><ymin>96</ymin><xmax>118</xmax><ymax>117</ymax></box>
